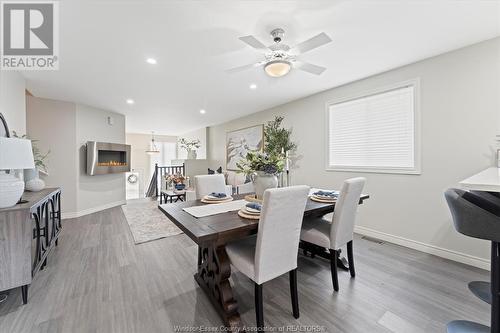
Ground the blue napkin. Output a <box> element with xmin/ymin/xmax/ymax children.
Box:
<box><xmin>246</xmin><ymin>202</ymin><xmax>262</xmax><ymax>211</ymax></box>
<box><xmin>313</xmin><ymin>190</ymin><xmax>339</xmax><ymax>198</ymax></box>
<box><xmin>209</xmin><ymin>192</ymin><xmax>227</xmax><ymax>198</ymax></box>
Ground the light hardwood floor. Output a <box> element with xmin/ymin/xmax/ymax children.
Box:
<box><xmin>0</xmin><ymin>205</ymin><xmax>490</xmax><ymax>332</ymax></box>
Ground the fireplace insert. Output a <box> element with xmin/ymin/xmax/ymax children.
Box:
<box><xmin>86</xmin><ymin>141</ymin><xmax>131</xmax><ymax>175</ymax></box>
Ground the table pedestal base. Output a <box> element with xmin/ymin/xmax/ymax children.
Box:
<box><xmin>194</xmin><ymin>245</ymin><xmax>244</xmax><ymax>332</ymax></box>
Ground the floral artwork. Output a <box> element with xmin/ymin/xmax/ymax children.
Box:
<box><xmin>226</xmin><ymin>125</ymin><xmax>263</xmax><ymax>171</ymax></box>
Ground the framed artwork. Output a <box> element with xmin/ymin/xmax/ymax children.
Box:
<box><xmin>226</xmin><ymin>124</ymin><xmax>264</xmax><ymax>170</ymax></box>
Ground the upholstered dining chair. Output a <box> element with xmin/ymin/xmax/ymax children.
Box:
<box><xmin>226</xmin><ymin>185</ymin><xmax>310</xmax><ymax>330</ymax></box>
<box><xmin>194</xmin><ymin>174</ymin><xmax>232</xmax><ymax>199</ymax></box>
<box><xmin>300</xmin><ymin>177</ymin><xmax>366</xmax><ymax>292</ymax></box>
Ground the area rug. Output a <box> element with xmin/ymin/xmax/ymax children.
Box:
<box><xmin>121</xmin><ymin>199</ymin><xmax>183</xmax><ymax>244</ymax></box>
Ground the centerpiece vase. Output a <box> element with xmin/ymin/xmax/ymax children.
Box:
<box><xmin>251</xmin><ymin>171</ymin><xmax>278</xmax><ymax>199</ymax></box>
<box><xmin>187</xmin><ymin>149</ymin><xmax>197</xmax><ymax>159</ymax></box>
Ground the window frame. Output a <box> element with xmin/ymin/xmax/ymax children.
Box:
<box><xmin>325</xmin><ymin>78</ymin><xmax>421</xmax><ymax>175</ymax></box>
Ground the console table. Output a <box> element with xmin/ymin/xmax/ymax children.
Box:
<box><xmin>0</xmin><ymin>188</ymin><xmax>62</xmax><ymax>304</ymax></box>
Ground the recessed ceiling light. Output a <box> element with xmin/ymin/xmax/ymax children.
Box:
<box><xmin>249</xmin><ymin>83</ymin><xmax>257</xmax><ymax>90</ymax></box>
<box><xmin>200</xmin><ymin>109</ymin><xmax>206</xmax><ymax>114</ymax></box>
<box><xmin>146</xmin><ymin>58</ymin><xmax>157</xmax><ymax>65</ymax></box>
<box><xmin>126</xmin><ymin>99</ymin><xmax>135</xmax><ymax>104</ymax></box>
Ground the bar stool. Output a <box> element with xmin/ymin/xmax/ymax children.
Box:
<box><xmin>445</xmin><ymin>188</ymin><xmax>500</xmax><ymax>333</ymax></box>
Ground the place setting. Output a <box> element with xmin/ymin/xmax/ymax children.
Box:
<box><xmin>238</xmin><ymin>202</ymin><xmax>262</xmax><ymax>220</ymax></box>
<box><xmin>201</xmin><ymin>192</ymin><xmax>233</xmax><ymax>204</ymax></box>
<box><xmin>309</xmin><ymin>189</ymin><xmax>339</xmax><ymax>203</ymax></box>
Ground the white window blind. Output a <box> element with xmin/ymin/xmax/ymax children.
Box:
<box><xmin>328</xmin><ymin>85</ymin><xmax>418</xmax><ymax>173</ymax></box>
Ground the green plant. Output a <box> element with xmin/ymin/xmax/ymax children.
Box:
<box><xmin>12</xmin><ymin>131</ymin><xmax>50</xmax><ymax>173</ymax></box>
<box><xmin>178</xmin><ymin>138</ymin><xmax>201</xmax><ymax>152</ymax></box>
<box><xmin>236</xmin><ymin>151</ymin><xmax>284</xmax><ymax>175</ymax></box>
<box><xmin>264</xmin><ymin>116</ymin><xmax>297</xmax><ymax>155</ymax></box>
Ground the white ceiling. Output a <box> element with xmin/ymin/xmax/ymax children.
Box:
<box><xmin>22</xmin><ymin>0</ymin><xmax>500</xmax><ymax>135</ymax></box>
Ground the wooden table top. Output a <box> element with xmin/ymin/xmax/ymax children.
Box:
<box><xmin>159</xmin><ymin>193</ymin><xmax>369</xmax><ymax>246</ymax></box>
<box><xmin>0</xmin><ymin>188</ymin><xmax>60</xmax><ymax>213</ymax></box>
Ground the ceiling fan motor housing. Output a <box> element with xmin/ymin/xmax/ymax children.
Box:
<box><xmin>270</xmin><ymin>28</ymin><xmax>285</xmax><ymax>43</ymax></box>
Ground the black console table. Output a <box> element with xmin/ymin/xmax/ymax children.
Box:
<box><xmin>0</xmin><ymin>188</ymin><xmax>62</xmax><ymax>304</ymax></box>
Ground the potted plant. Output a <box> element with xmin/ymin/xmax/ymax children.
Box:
<box><xmin>12</xmin><ymin>131</ymin><xmax>50</xmax><ymax>192</ymax></box>
<box><xmin>178</xmin><ymin>138</ymin><xmax>201</xmax><ymax>159</ymax></box>
<box><xmin>264</xmin><ymin>116</ymin><xmax>297</xmax><ymax>156</ymax></box>
<box><xmin>236</xmin><ymin>151</ymin><xmax>284</xmax><ymax>199</ymax></box>
<box><xmin>166</xmin><ymin>173</ymin><xmax>186</xmax><ymax>191</ymax></box>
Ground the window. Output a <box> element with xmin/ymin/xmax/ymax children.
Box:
<box><xmin>149</xmin><ymin>142</ymin><xmax>177</xmax><ymax>179</ymax></box>
<box><xmin>327</xmin><ymin>80</ymin><xmax>420</xmax><ymax>174</ymax></box>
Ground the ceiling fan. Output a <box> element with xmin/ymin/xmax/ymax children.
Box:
<box><xmin>227</xmin><ymin>28</ymin><xmax>332</xmax><ymax>77</ymax></box>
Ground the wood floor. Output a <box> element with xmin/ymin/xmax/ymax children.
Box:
<box><xmin>0</xmin><ymin>205</ymin><xmax>490</xmax><ymax>332</ymax></box>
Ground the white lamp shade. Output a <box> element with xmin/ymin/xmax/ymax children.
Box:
<box><xmin>0</xmin><ymin>137</ymin><xmax>35</xmax><ymax>170</ymax></box>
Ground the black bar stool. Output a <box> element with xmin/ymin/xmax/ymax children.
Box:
<box><xmin>445</xmin><ymin>188</ymin><xmax>500</xmax><ymax>333</ymax></box>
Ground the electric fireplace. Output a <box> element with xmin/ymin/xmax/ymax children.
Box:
<box><xmin>86</xmin><ymin>141</ymin><xmax>131</xmax><ymax>175</ymax></box>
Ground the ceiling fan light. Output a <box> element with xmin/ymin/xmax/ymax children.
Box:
<box><xmin>264</xmin><ymin>60</ymin><xmax>291</xmax><ymax>77</ymax></box>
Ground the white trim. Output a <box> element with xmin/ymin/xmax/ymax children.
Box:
<box><xmin>354</xmin><ymin>225</ymin><xmax>490</xmax><ymax>271</ymax></box>
<box><xmin>62</xmin><ymin>200</ymin><xmax>126</xmax><ymax>219</ymax></box>
<box><xmin>325</xmin><ymin>78</ymin><xmax>422</xmax><ymax>175</ymax></box>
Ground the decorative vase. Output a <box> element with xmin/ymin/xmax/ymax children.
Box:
<box><xmin>251</xmin><ymin>171</ymin><xmax>278</xmax><ymax>199</ymax></box>
<box><xmin>187</xmin><ymin>150</ymin><xmax>197</xmax><ymax>159</ymax></box>
<box><xmin>175</xmin><ymin>183</ymin><xmax>186</xmax><ymax>190</ymax></box>
<box><xmin>24</xmin><ymin>169</ymin><xmax>45</xmax><ymax>192</ymax></box>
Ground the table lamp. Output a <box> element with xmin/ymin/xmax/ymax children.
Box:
<box><xmin>0</xmin><ymin>137</ymin><xmax>35</xmax><ymax>208</ymax></box>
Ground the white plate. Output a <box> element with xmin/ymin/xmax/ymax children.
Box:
<box><xmin>205</xmin><ymin>195</ymin><xmax>230</xmax><ymax>201</ymax></box>
<box><xmin>244</xmin><ymin>207</ymin><xmax>261</xmax><ymax>215</ymax></box>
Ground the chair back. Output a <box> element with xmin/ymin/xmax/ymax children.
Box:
<box><xmin>194</xmin><ymin>174</ymin><xmax>227</xmax><ymax>199</ymax></box>
<box><xmin>445</xmin><ymin>188</ymin><xmax>500</xmax><ymax>241</ymax></box>
<box><xmin>254</xmin><ymin>185</ymin><xmax>310</xmax><ymax>284</ymax></box>
<box><xmin>329</xmin><ymin>177</ymin><xmax>366</xmax><ymax>249</ymax></box>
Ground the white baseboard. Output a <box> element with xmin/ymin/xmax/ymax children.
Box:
<box><xmin>354</xmin><ymin>225</ymin><xmax>490</xmax><ymax>271</ymax></box>
<box><xmin>62</xmin><ymin>200</ymin><xmax>126</xmax><ymax>219</ymax></box>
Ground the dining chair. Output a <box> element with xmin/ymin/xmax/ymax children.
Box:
<box><xmin>226</xmin><ymin>185</ymin><xmax>310</xmax><ymax>330</ymax></box>
<box><xmin>194</xmin><ymin>174</ymin><xmax>232</xmax><ymax>199</ymax></box>
<box><xmin>300</xmin><ymin>177</ymin><xmax>366</xmax><ymax>292</ymax></box>
<box><xmin>236</xmin><ymin>182</ymin><xmax>254</xmax><ymax>195</ymax></box>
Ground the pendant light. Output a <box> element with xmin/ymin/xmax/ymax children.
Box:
<box><xmin>146</xmin><ymin>131</ymin><xmax>160</xmax><ymax>154</ymax></box>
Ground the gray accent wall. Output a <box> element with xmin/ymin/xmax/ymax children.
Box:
<box><xmin>207</xmin><ymin>37</ymin><xmax>500</xmax><ymax>268</ymax></box>
<box><xmin>26</xmin><ymin>97</ymin><xmax>126</xmax><ymax>217</ymax></box>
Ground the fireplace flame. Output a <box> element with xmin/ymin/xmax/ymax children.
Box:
<box><xmin>98</xmin><ymin>161</ymin><xmax>127</xmax><ymax>167</ymax></box>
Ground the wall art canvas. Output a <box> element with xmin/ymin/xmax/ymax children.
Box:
<box><xmin>226</xmin><ymin>125</ymin><xmax>264</xmax><ymax>170</ymax></box>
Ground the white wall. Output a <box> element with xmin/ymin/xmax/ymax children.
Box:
<box><xmin>177</xmin><ymin>127</ymin><xmax>207</xmax><ymax>159</ymax></box>
<box><xmin>76</xmin><ymin>104</ymin><xmax>126</xmax><ymax>213</ymax></box>
<box><xmin>208</xmin><ymin>38</ymin><xmax>500</xmax><ymax>269</ymax></box>
<box><xmin>26</xmin><ymin>97</ymin><xmax>78</xmax><ymax>213</ymax></box>
<box><xmin>0</xmin><ymin>71</ymin><xmax>26</xmax><ymax>134</ymax></box>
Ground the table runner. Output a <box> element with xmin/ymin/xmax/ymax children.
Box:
<box><xmin>183</xmin><ymin>199</ymin><xmax>247</xmax><ymax>218</ymax></box>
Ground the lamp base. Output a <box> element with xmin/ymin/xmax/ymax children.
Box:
<box><xmin>0</xmin><ymin>172</ymin><xmax>25</xmax><ymax>208</ymax></box>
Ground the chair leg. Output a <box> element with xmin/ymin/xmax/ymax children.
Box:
<box><xmin>289</xmin><ymin>269</ymin><xmax>299</xmax><ymax>319</ymax></box>
<box><xmin>329</xmin><ymin>249</ymin><xmax>339</xmax><ymax>292</ymax></box>
<box><xmin>347</xmin><ymin>240</ymin><xmax>355</xmax><ymax>278</ymax></box>
<box><xmin>255</xmin><ymin>282</ymin><xmax>264</xmax><ymax>330</ymax></box>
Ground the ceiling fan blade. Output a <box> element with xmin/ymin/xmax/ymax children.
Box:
<box><xmin>294</xmin><ymin>61</ymin><xmax>327</xmax><ymax>75</ymax></box>
<box><xmin>239</xmin><ymin>35</ymin><xmax>269</xmax><ymax>51</ymax></box>
<box><xmin>225</xmin><ymin>62</ymin><xmax>263</xmax><ymax>74</ymax></box>
<box><xmin>294</xmin><ymin>32</ymin><xmax>332</xmax><ymax>54</ymax></box>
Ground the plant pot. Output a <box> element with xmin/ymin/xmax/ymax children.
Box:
<box><xmin>175</xmin><ymin>183</ymin><xmax>186</xmax><ymax>190</ymax></box>
<box><xmin>251</xmin><ymin>171</ymin><xmax>278</xmax><ymax>199</ymax></box>
<box><xmin>24</xmin><ymin>169</ymin><xmax>45</xmax><ymax>192</ymax></box>
<box><xmin>187</xmin><ymin>150</ymin><xmax>197</xmax><ymax>160</ymax></box>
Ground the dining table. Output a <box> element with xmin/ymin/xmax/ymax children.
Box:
<box><xmin>159</xmin><ymin>192</ymin><xmax>370</xmax><ymax>332</ymax></box>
